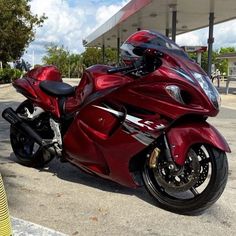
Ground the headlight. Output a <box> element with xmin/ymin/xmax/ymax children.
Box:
<box><xmin>171</xmin><ymin>68</ymin><xmax>195</xmax><ymax>83</ymax></box>
<box><xmin>192</xmin><ymin>72</ymin><xmax>221</xmax><ymax>109</ymax></box>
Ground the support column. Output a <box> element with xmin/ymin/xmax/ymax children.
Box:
<box><xmin>207</xmin><ymin>12</ymin><xmax>214</xmax><ymax>76</ymax></box>
<box><xmin>165</xmin><ymin>28</ymin><xmax>169</xmax><ymax>38</ymax></box>
<box><xmin>197</xmin><ymin>52</ymin><xmax>202</xmax><ymax>66</ymax></box>
<box><xmin>102</xmin><ymin>44</ymin><xmax>105</xmax><ymax>64</ymax></box>
<box><xmin>117</xmin><ymin>37</ymin><xmax>120</xmax><ymax>65</ymax></box>
<box><xmin>172</xmin><ymin>10</ymin><xmax>177</xmax><ymax>42</ymax></box>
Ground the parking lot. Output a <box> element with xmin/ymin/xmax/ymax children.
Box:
<box><xmin>0</xmin><ymin>82</ymin><xmax>236</xmax><ymax>236</ymax></box>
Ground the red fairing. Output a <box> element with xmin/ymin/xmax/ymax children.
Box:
<box><xmin>84</xmin><ymin>65</ymin><xmax>133</xmax><ymax>92</ymax></box>
<box><xmin>25</xmin><ymin>66</ymin><xmax>62</xmax><ymax>82</ymax></box>
<box><xmin>12</xmin><ymin>66</ymin><xmax>63</xmax><ymax>117</ymax></box>
<box><xmin>64</xmin><ymin>65</ymin><xmax>133</xmax><ymax>113</ymax></box>
<box><xmin>167</xmin><ymin>121</ymin><xmax>231</xmax><ymax>166</ymax></box>
<box><xmin>63</xmin><ymin>106</ymin><xmax>145</xmax><ymax>187</ymax></box>
<box><xmin>64</xmin><ymin>71</ymin><xmax>93</xmax><ymax>113</ymax></box>
<box><xmin>12</xmin><ymin>78</ymin><xmax>37</xmax><ymax>99</ymax></box>
<box><xmin>79</xmin><ymin>105</ymin><xmax>120</xmax><ymax>139</ymax></box>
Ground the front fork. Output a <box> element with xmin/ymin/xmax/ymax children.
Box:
<box><xmin>148</xmin><ymin>121</ymin><xmax>230</xmax><ymax>169</ymax></box>
<box><xmin>148</xmin><ymin>133</ymin><xmax>178</xmax><ymax>172</ymax></box>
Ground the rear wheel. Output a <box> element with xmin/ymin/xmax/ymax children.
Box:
<box><xmin>10</xmin><ymin>100</ymin><xmax>55</xmax><ymax>168</ymax></box>
<box><xmin>142</xmin><ymin>145</ymin><xmax>228</xmax><ymax>214</ymax></box>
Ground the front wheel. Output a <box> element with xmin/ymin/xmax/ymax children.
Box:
<box><xmin>142</xmin><ymin>145</ymin><xmax>228</xmax><ymax>214</ymax></box>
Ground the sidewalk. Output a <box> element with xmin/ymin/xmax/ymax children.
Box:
<box><xmin>215</xmin><ymin>80</ymin><xmax>236</xmax><ymax>110</ymax></box>
<box><xmin>220</xmin><ymin>94</ymin><xmax>236</xmax><ymax>110</ymax></box>
<box><xmin>12</xmin><ymin>218</ymin><xmax>67</xmax><ymax>236</ymax></box>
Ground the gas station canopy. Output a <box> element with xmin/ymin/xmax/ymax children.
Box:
<box><xmin>84</xmin><ymin>0</ymin><xmax>236</xmax><ymax>47</ymax></box>
<box><xmin>83</xmin><ymin>0</ymin><xmax>236</xmax><ymax>75</ymax></box>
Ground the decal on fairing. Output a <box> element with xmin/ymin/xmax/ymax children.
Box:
<box><xmin>93</xmin><ymin>105</ymin><xmax>123</xmax><ymax>117</ymax></box>
<box><xmin>93</xmin><ymin>105</ymin><xmax>165</xmax><ymax>145</ymax></box>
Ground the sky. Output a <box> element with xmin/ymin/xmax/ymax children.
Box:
<box><xmin>23</xmin><ymin>0</ymin><xmax>236</xmax><ymax>65</ymax></box>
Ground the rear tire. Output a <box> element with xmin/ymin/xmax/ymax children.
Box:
<box><xmin>142</xmin><ymin>145</ymin><xmax>228</xmax><ymax>214</ymax></box>
<box><xmin>10</xmin><ymin>100</ymin><xmax>54</xmax><ymax>168</ymax></box>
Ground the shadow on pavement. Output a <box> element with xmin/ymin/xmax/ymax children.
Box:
<box><xmin>0</xmin><ymin>99</ymin><xmax>155</xmax><ymax>209</ymax></box>
<box><xmin>7</xmin><ymin>152</ymin><xmax>221</xmax><ymax>216</ymax></box>
<box><xmin>8</xmin><ymin>153</ymin><xmax>158</xmax><ymax>208</ymax></box>
<box><xmin>0</xmin><ymin>101</ymin><xmax>21</xmax><ymax>141</ymax></box>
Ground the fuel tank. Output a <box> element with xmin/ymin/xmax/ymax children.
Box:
<box><xmin>64</xmin><ymin>65</ymin><xmax>133</xmax><ymax>113</ymax></box>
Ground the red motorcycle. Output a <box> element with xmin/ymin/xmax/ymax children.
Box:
<box><xmin>2</xmin><ymin>30</ymin><xmax>230</xmax><ymax>214</ymax></box>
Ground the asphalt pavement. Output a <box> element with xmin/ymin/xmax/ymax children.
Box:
<box><xmin>0</xmin><ymin>80</ymin><xmax>235</xmax><ymax>236</ymax></box>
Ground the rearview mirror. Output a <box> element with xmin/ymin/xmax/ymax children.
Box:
<box><xmin>144</xmin><ymin>48</ymin><xmax>164</xmax><ymax>58</ymax></box>
<box><xmin>143</xmin><ymin>49</ymin><xmax>163</xmax><ymax>72</ymax></box>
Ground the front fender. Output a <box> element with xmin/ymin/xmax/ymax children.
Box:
<box><xmin>167</xmin><ymin>121</ymin><xmax>231</xmax><ymax>166</ymax></box>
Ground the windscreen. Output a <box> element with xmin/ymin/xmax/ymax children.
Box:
<box><xmin>146</xmin><ymin>31</ymin><xmax>189</xmax><ymax>59</ymax></box>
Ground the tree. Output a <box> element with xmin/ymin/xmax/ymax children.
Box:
<box><xmin>0</xmin><ymin>0</ymin><xmax>46</xmax><ymax>65</ymax></box>
<box><xmin>188</xmin><ymin>51</ymin><xmax>218</xmax><ymax>73</ymax></box>
<box><xmin>42</xmin><ymin>45</ymin><xmax>85</xmax><ymax>78</ymax></box>
<box><xmin>69</xmin><ymin>53</ymin><xmax>85</xmax><ymax>78</ymax></box>
<box><xmin>104</xmin><ymin>48</ymin><xmax>117</xmax><ymax>65</ymax></box>
<box><xmin>43</xmin><ymin>46</ymin><xmax>118</xmax><ymax>78</ymax></box>
<box><xmin>81</xmin><ymin>47</ymin><xmax>102</xmax><ymax>67</ymax></box>
<box><xmin>216</xmin><ymin>47</ymin><xmax>236</xmax><ymax>75</ymax></box>
<box><xmin>42</xmin><ymin>44</ymin><xmax>70</xmax><ymax>77</ymax></box>
<box><xmin>81</xmin><ymin>47</ymin><xmax>117</xmax><ymax>67</ymax></box>
<box><xmin>188</xmin><ymin>47</ymin><xmax>236</xmax><ymax>75</ymax></box>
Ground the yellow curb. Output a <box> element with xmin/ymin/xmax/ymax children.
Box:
<box><xmin>0</xmin><ymin>174</ymin><xmax>12</xmax><ymax>236</ymax></box>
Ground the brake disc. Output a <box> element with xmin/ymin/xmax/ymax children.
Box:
<box><xmin>153</xmin><ymin>149</ymin><xmax>201</xmax><ymax>192</ymax></box>
<box><xmin>194</xmin><ymin>147</ymin><xmax>210</xmax><ymax>188</ymax></box>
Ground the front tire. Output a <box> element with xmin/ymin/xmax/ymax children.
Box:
<box><xmin>10</xmin><ymin>100</ymin><xmax>55</xmax><ymax>168</ymax></box>
<box><xmin>142</xmin><ymin>145</ymin><xmax>228</xmax><ymax>214</ymax></box>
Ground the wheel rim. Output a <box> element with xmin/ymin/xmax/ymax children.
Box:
<box><xmin>11</xmin><ymin>128</ymin><xmax>40</xmax><ymax>160</ymax></box>
<box><xmin>143</xmin><ymin>145</ymin><xmax>214</xmax><ymax>201</ymax></box>
<box><xmin>11</xmin><ymin>100</ymin><xmax>54</xmax><ymax>160</ymax></box>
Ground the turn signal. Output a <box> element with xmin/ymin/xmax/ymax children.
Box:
<box><xmin>166</xmin><ymin>85</ymin><xmax>185</xmax><ymax>104</ymax></box>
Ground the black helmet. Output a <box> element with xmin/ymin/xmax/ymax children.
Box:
<box><xmin>120</xmin><ymin>30</ymin><xmax>186</xmax><ymax>69</ymax></box>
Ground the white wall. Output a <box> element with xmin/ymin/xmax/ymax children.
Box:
<box><xmin>228</xmin><ymin>58</ymin><xmax>236</xmax><ymax>76</ymax></box>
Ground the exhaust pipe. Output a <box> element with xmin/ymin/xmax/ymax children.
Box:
<box><xmin>2</xmin><ymin>107</ymin><xmax>60</xmax><ymax>156</ymax></box>
<box><xmin>2</xmin><ymin>107</ymin><xmax>44</xmax><ymax>146</ymax></box>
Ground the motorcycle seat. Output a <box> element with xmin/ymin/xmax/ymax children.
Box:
<box><xmin>39</xmin><ymin>80</ymin><xmax>75</xmax><ymax>97</ymax></box>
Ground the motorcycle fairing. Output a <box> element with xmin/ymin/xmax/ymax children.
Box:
<box><xmin>64</xmin><ymin>65</ymin><xmax>133</xmax><ymax>113</ymax></box>
<box><xmin>13</xmin><ymin>77</ymin><xmax>61</xmax><ymax>118</ymax></box>
<box><xmin>25</xmin><ymin>65</ymin><xmax>62</xmax><ymax>82</ymax></box>
<box><xmin>167</xmin><ymin>121</ymin><xmax>231</xmax><ymax>166</ymax></box>
<box><xmin>63</xmin><ymin>97</ymin><xmax>168</xmax><ymax>187</ymax></box>
<box><xmin>63</xmin><ymin>107</ymin><xmax>146</xmax><ymax>187</ymax></box>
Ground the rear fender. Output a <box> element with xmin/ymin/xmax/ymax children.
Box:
<box><xmin>13</xmin><ymin>78</ymin><xmax>37</xmax><ymax>99</ymax></box>
<box><xmin>167</xmin><ymin>121</ymin><xmax>231</xmax><ymax>166</ymax></box>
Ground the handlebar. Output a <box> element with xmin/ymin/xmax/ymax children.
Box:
<box><xmin>107</xmin><ymin>66</ymin><xmax>135</xmax><ymax>74</ymax></box>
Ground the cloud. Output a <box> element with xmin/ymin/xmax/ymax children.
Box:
<box><xmin>177</xmin><ymin>31</ymin><xmax>206</xmax><ymax>46</ymax></box>
<box><xmin>177</xmin><ymin>19</ymin><xmax>236</xmax><ymax>50</ymax></box>
<box><xmin>24</xmin><ymin>0</ymin><xmax>236</xmax><ymax>65</ymax></box>
<box><xmin>213</xmin><ymin>20</ymin><xmax>236</xmax><ymax>49</ymax></box>
<box><xmin>96</xmin><ymin>0</ymin><xmax>129</xmax><ymax>27</ymax></box>
<box><xmin>23</xmin><ymin>0</ymin><xmax>130</xmax><ymax>65</ymax></box>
